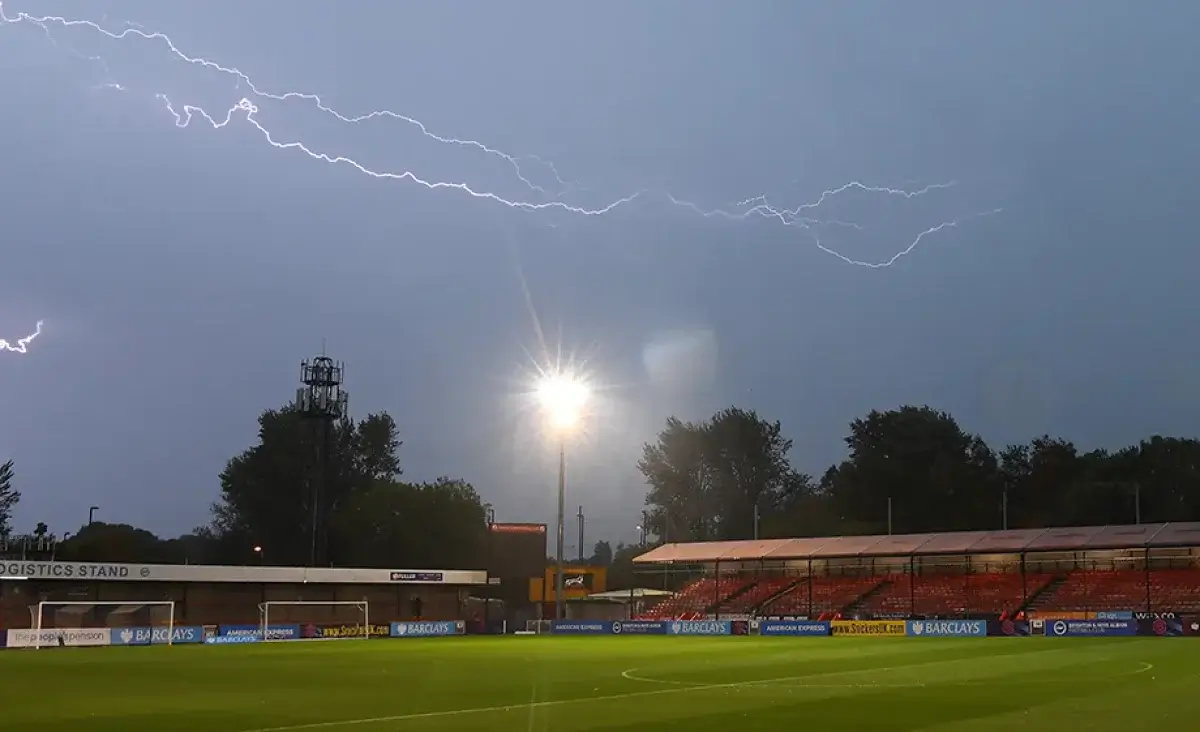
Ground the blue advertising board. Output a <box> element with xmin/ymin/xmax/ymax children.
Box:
<box><xmin>906</xmin><ymin>620</ymin><xmax>987</xmax><ymax>637</ymax></box>
<box><xmin>1046</xmin><ymin>619</ymin><xmax>1137</xmax><ymax>637</ymax></box>
<box><xmin>667</xmin><ymin>620</ymin><xmax>731</xmax><ymax>636</ymax></box>
<box><xmin>759</xmin><ymin>621</ymin><xmax>830</xmax><ymax>637</ymax></box>
<box><xmin>389</xmin><ymin>621</ymin><xmax>464</xmax><ymax>637</ymax></box>
<box><xmin>612</xmin><ymin>620</ymin><xmax>667</xmax><ymax>635</ymax></box>
<box><xmin>550</xmin><ymin>620</ymin><xmax>614</xmax><ymax>635</ymax></box>
<box><xmin>218</xmin><ymin>624</ymin><xmax>300</xmax><ymax>640</ymax></box>
<box><xmin>204</xmin><ymin>635</ymin><xmax>258</xmax><ymax>644</ymax></box>
<box><xmin>111</xmin><ymin>626</ymin><xmax>205</xmax><ymax>646</ymax></box>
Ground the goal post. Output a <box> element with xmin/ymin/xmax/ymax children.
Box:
<box><xmin>258</xmin><ymin>601</ymin><xmax>370</xmax><ymax>641</ymax></box>
<box><xmin>30</xmin><ymin>600</ymin><xmax>175</xmax><ymax>649</ymax></box>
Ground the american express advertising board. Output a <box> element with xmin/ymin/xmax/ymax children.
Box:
<box><xmin>758</xmin><ymin>621</ymin><xmax>830</xmax><ymax>636</ymax></box>
<box><xmin>550</xmin><ymin>620</ymin><xmax>612</xmax><ymax>635</ymax></box>
<box><xmin>218</xmin><ymin>624</ymin><xmax>300</xmax><ymax>640</ymax></box>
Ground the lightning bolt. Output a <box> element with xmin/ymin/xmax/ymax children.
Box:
<box><xmin>0</xmin><ymin>4</ymin><xmax>1001</xmax><ymax>272</ymax></box>
<box><xmin>0</xmin><ymin>320</ymin><xmax>42</xmax><ymax>354</ymax></box>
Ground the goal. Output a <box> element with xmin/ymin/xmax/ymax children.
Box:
<box><xmin>524</xmin><ymin>619</ymin><xmax>554</xmax><ymax>634</ymax></box>
<box><xmin>28</xmin><ymin>600</ymin><xmax>175</xmax><ymax>649</ymax></box>
<box><xmin>258</xmin><ymin>601</ymin><xmax>370</xmax><ymax>641</ymax></box>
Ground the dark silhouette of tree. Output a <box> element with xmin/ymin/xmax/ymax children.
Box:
<box><xmin>823</xmin><ymin>406</ymin><xmax>1000</xmax><ymax>533</ymax></box>
<box><xmin>641</xmin><ymin>403</ymin><xmax>1200</xmax><ymax>543</ymax></box>
<box><xmin>58</xmin><ymin>522</ymin><xmax>168</xmax><ymax>563</ymax></box>
<box><xmin>331</xmin><ymin>477</ymin><xmax>487</xmax><ymax>570</ymax></box>
<box><xmin>639</xmin><ymin>408</ymin><xmax>808</xmax><ymax>542</ymax></box>
<box><xmin>588</xmin><ymin>540</ymin><xmax>613</xmax><ymax>566</ymax></box>
<box><xmin>211</xmin><ymin>405</ymin><xmax>403</xmax><ymax>566</ymax></box>
<box><xmin>0</xmin><ymin>460</ymin><xmax>19</xmax><ymax>537</ymax></box>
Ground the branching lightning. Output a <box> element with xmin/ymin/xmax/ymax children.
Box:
<box><xmin>0</xmin><ymin>3</ymin><xmax>1002</xmax><ymax>357</ymax></box>
<box><xmin>0</xmin><ymin>320</ymin><xmax>42</xmax><ymax>353</ymax></box>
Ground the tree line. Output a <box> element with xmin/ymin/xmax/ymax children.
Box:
<box><xmin>638</xmin><ymin>405</ymin><xmax>1200</xmax><ymax>543</ymax></box>
<box><xmin>3</xmin><ymin>401</ymin><xmax>1198</xmax><ymax>580</ymax></box>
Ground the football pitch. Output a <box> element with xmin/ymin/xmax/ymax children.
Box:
<box><xmin>2</xmin><ymin>637</ymin><xmax>1196</xmax><ymax>731</ymax></box>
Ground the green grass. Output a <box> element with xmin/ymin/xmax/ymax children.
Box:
<box><xmin>1</xmin><ymin>637</ymin><xmax>1196</xmax><ymax>731</ymax></box>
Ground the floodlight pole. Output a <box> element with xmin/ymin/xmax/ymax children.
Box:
<box><xmin>555</xmin><ymin>439</ymin><xmax>566</xmax><ymax>621</ymax></box>
<box><xmin>297</xmin><ymin>354</ymin><xmax>348</xmax><ymax>567</ymax></box>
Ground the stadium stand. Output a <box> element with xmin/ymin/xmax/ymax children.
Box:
<box><xmin>632</xmin><ymin>522</ymin><xmax>1200</xmax><ymax>620</ymax></box>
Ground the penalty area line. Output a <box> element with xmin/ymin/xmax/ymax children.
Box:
<box><xmin>242</xmin><ymin>667</ymin><xmax>919</xmax><ymax>732</ymax></box>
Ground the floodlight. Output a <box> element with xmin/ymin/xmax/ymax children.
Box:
<box><xmin>536</xmin><ymin>372</ymin><xmax>590</xmax><ymax>430</ymax></box>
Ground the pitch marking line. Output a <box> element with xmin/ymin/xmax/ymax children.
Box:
<box><xmin>620</xmin><ymin>666</ymin><xmax>921</xmax><ymax>689</ymax></box>
<box><xmin>243</xmin><ymin>660</ymin><xmax>1158</xmax><ymax>731</ymax></box>
<box><xmin>242</xmin><ymin>666</ymin><xmax>919</xmax><ymax>731</ymax></box>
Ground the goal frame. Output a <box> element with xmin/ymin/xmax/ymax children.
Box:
<box><xmin>32</xmin><ymin>600</ymin><xmax>175</xmax><ymax>650</ymax></box>
<box><xmin>258</xmin><ymin>600</ymin><xmax>370</xmax><ymax>641</ymax></box>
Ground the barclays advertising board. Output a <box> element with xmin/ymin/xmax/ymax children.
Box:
<box><xmin>1046</xmin><ymin>619</ymin><xmax>1137</xmax><ymax>637</ymax></box>
<box><xmin>390</xmin><ymin>621</ymin><xmax>464</xmax><ymax>637</ymax></box>
<box><xmin>667</xmin><ymin>620</ymin><xmax>731</xmax><ymax>636</ymax></box>
<box><xmin>204</xmin><ymin>635</ymin><xmax>258</xmax><ymax>644</ymax></box>
<box><xmin>906</xmin><ymin>620</ymin><xmax>986</xmax><ymax>637</ymax></box>
<box><xmin>759</xmin><ymin>621</ymin><xmax>830</xmax><ymax>637</ymax></box>
<box><xmin>111</xmin><ymin>626</ymin><xmax>204</xmax><ymax>645</ymax></box>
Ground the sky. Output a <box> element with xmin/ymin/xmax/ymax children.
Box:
<box><xmin>1</xmin><ymin>2</ymin><xmax>1198</xmax><ymax>552</ymax></box>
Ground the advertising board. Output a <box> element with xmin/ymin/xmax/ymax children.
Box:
<box><xmin>667</xmin><ymin>620</ymin><xmax>731</xmax><ymax>636</ymax></box>
<box><xmin>300</xmin><ymin>623</ymin><xmax>391</xmax><ymax>639</ymax></box>
<box><xmin>550</xmin><ymin>620</ymin><xmax>613</xmax><ymax>635</ymax></box>
<box><xmin>110</xmin><ymin>626</ymin><xmax>204</xmax><ymax>645</ymax></box>
<box><xmin>1045</xmin><ymin>619</ymin><xmax>1137</xmax><ymax>637</ymax></box>
<box><xmin>611</xmin><ymin>620</ymin><xmax>666</xmax><ymax>635</ymax></box>
<box><xmin>758</xmin><ymin>621</ymin><xmax>830</xmax><ymax>637</ymax></box>
<box><xmin>6</xmin><ymin>627</ymin><xmax>111</xmax><ymax>648</ymax></box>
<box><xmin>906</xmin><ymin>620</ymin><xmax>986</xmax><ymax>637</ymax></box>
<box><xmin>1137</xmin><ymin>617</ymin><xmax>1185</xmax><ymax>636</ymax></box>
<box><xmin>987</xmin><ymin>620</ymin><xmax>1031</xmax><ymax>636</ymax></box>
<box><xmin>831</xmin><ymin>620</ymin><xmax>906</xmax><ymax>637</ymax></box>
<box><xmin>218</xmin><ymin>624</ymin><xmax>300</xmax><ymax>640</ymax></box>
<box><xmin>389</xmin><ymin>621</ymin><xmax>465</xmax><ymax>637</ymax></box>
<box><xmin>204</xmin><ymin>635</ymin><xmax>258</xmax><ymax>644</ymax></box>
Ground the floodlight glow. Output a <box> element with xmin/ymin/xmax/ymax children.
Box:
<box><xmin>536</xmin><ymin>372</ymin><xmax>590</xmax><ymax>430</ymax></box>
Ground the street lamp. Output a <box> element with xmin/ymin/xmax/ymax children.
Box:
<box><xmin>535</xmin><ymin>371</ymin><xmax>590</xmax><ymax>622</ymax></box>
<box><xmin>253</xmin><ymin>546</ymin><xmax>264</xmax><ymax>564</ymax></box>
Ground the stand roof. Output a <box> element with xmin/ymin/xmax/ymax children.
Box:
<box><xmin>631</xmin><ymin>522</ymin><xmax>1200</xmax><ymax>564</ymax></box>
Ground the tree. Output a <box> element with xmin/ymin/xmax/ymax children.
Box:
<box><xmin>0</xmin><ymin>460</ymin><xmax>18</xmax><ymax>537</ymax></box>
<box><xmin>32</xmin><ymin>521</ymin><xmax>48</xmax><ymax>538</ymax></box>
<box><xmin>211</xmin><ymin>404</ymin><xmax>404</xmax><ymax>566</ymax></box>
<box><xmin>58</xmin><ymin>522</ymin><xmax>168</xmax><ymax>563</ymax></box>
<box><xmin>588</xmin><ymin>540</ymin><xmax>613</xmax><ymax>566</ymax></box>
<box><xmin>639</xmin><ymin>408</ymin><xmax>806</xmax><ymax>542</ymax></box>
<box><xmin>811</xmin><ymin>406</ymin><xmax>1000</xmax><ymax>534</ymax></box>
<box><xmin>330</xmin><ymin>477</ymin><xmax>487</xmax><ymax>569</ymax></box>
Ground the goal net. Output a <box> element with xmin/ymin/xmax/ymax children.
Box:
<box><xmin>26</xmin><ymin>601</ymin><xmax>174</xmax><ymax>649</ymax></box>
<box><xmin>258</xmin><ymin>601</ymin><xmax>371</xmax><ymax>641</ymax></box>
<box><xmin>524</xmin><ymin>619</ymin><xmax>554</xmax><ymax>634</ymax></box>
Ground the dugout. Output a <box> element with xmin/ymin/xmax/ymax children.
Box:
<box><xmin>631</xmin><ymin>522</ymin><xmax>1200</xmax><ymax>619</ymax></box>
<box><xmin>0</xmin><ymin>560</ymin><xmax>486</xmax><ymax>630</ymax></box>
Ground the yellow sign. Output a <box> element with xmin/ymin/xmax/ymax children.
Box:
<box><xmin>528</xmin><ymin>566</ymin><xmax>607</xmax><ymax>603</ymax></box>
<box><xmin>831</xmin><ymin>620</ymin><xmax>906</xmax><ymax>637</ymax></box>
